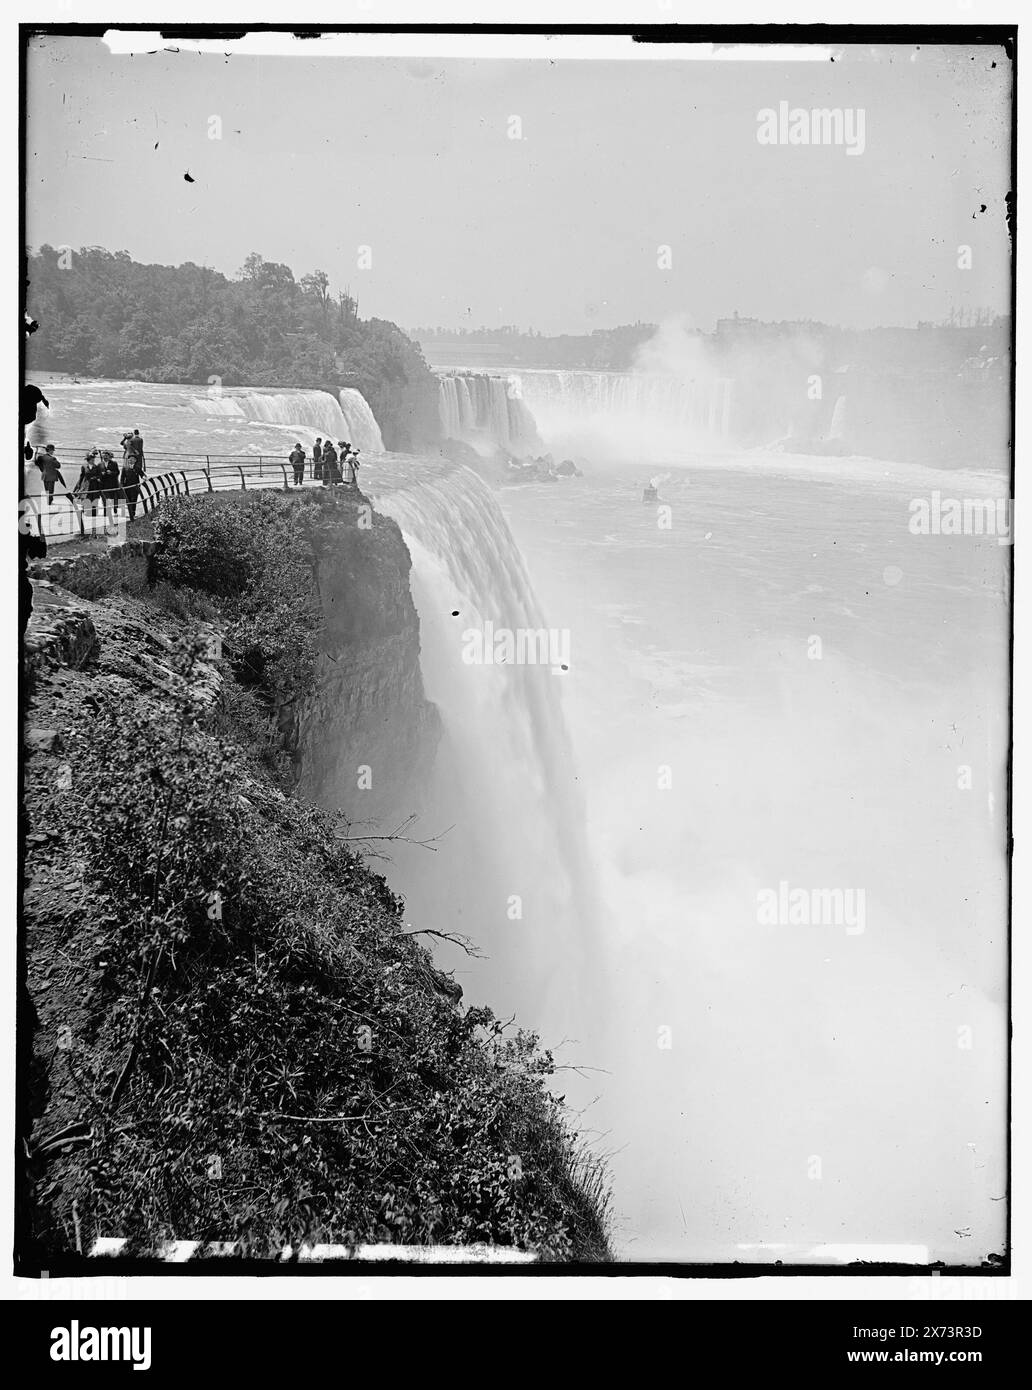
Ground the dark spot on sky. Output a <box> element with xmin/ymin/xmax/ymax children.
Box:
<box><xmin>451</xmin><ymin>610</ymin><xmax>459</xmax><ymax>617</ymax></box>
<box><xmin>184</xmin><ymin>171</ymin><xmax>195</xmax><ymax>183</ymax></box>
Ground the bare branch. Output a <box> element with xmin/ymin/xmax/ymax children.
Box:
<box><xmin>334</xmin><ymin>815</ymin><xmax>453</xmax><ymax>854</ymax></box>
<box><xmin>399</xmin><ymin>926</ymin><xmax>485</xmax><ymax>958</ymax></box>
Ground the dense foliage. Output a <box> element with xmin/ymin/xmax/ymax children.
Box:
<box><xmin>22</xmin><ymin>495</ymin><xmax>612</xmax><ymax>1261</ymax></box>
<box><xmin>151</xmin><ymin>490</ymin><xmax>327</xmax><ymax>701</ymax></box>
<box><xmin>34</xmin><ymin>643</ymin><xmax>607</xmax><ymax>1257</ymax></box>
<box><xmin>25</xmin><ymin>246</ymin><xmax>441</xmax><ymax>450</ymax></box>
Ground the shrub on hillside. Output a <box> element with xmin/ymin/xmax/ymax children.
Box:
<box><xmin>152</xmin><ymin>493</ymin><xmax>324</xmax><ymax>701</ymax></box>
<box><xmin>33</xmin><ymin>637</ymin><xmax>611</xmax><ymax>1259</ymax></box>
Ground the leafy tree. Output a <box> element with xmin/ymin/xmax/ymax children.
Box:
<box><xmin>26</xmin><ymin>245</ymin><xmax>441</xmax><ymax>449</ymax></box>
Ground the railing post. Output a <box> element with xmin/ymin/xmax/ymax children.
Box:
<box><xmin>181</xmin><ymin>470</ymin><xmax>190</xmax><ymax>495</ymax></box>
<box><xmin>238</xmin><ymin>467</ymin><xmax>246</xmax><ymax>490</ymax></box>
<box><xmin>281</xmin><ymin>464</ymin><xmax>289</xmax><ymax>488</ymax></box>
<box><xmin>205</xmin><ymin>468</ymin><xmax>213</xmax><ymax>493</ymax></box>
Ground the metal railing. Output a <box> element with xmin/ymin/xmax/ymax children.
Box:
<box><xmin>21</xmin><ymin>459</ymin><xmax>359</xmax><ymax>542</ymax></box>
<box><xmin>28</xmin><ymin>446</ymin><xmax>320</xmax><ymax>475</ymax></box>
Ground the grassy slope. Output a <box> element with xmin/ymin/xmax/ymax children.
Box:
<box><xmin>20</xmin><ymin>495</ymin><xmax>611</xmax><ymax>1263</ymax></box>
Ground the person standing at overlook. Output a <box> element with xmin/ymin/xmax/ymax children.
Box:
<box><xmin>82</xmin><ymin>452</ymin><xmax>105</xmax><ymax>517</ymax></box>
<box><xmin>312</xmin><ymin>437</ymin><xmax>323</xmax><ymax>481</ymax></box>
<box><xmin>120</xmin><ymin>454</ymin><xmax>142</xmax><ymax>521</ymax></box>
<box><xmin>35</xmin><ymin>444</ymin><xmax>67</xmax><ymax>507</ymax></box>
<box><xmin>347</xmin><ymin>447</ymin><xmax>361</xmax><ymax>488</ymax></box>
<box><xmin>100</xmin><ymin>450</ymin><xmax>122</xmax><ymax>517</ymax></box>
<box><xmin>289</xmin><ymin>442</ymin><xmax>306</xmax><ymax>486</ymax></box>
<box><xmin>128</xmin><ymin>428</ymin><xmax>145</xmax><ymax>475</ymax></box>
<box><xmin>321</xmin><ymin>439</ymin><xmax>338</xmax><ymax>486</ymax></box>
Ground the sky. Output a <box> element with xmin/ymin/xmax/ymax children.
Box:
<box><xmin>25</xmin><ymin>34</ymin><xmax>1012</xmax><ymax>334</ymax></box>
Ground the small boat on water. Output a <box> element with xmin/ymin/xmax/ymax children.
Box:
<box><xmin>642</xmin><ymin>483</ymin><xmax>659</xmax><ymax>503</ymax></box>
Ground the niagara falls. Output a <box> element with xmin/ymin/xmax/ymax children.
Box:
<box><xmin>15</xmin><ymin>25</ymin><xmax>1015</xmax><ymax>1310</ymax></box>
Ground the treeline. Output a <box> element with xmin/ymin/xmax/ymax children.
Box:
<box><xmin>25</xmin><ymin>247</ymin><xmax>441</xmax><ymax>451</ymax></box>
<box><xmin>413</xmin><ymin>321</ymin><xmax>657</xmax><ymax>369</ymax></box>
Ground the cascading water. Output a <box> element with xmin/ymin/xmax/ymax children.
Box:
<box><xmin>436</xmin><ymin>371</ymin><xmax>542</xmax><ymax>456</ymax></box>
<box><xmin>515</xmin><ymin>369</ymin><xmax>732</xmax><ymax>451</ymax></box>
<box><xmin>28</xmin><ymin>380</ymin><xmax>385</xmax><ymax>460</ymax></box>
<box><xmin>339</xmin><ymin>388</ymin><xmax>385</xmax><ymax>453</ymax></box>
<box><xmin>437</xmin><ymin>367</ymin><xmax>733</xmax><ymax>462</ymax></box>
<box><xmin>369</xmin><ymin>461</ymin><xmax>606</xmax><ymax>1050</ymax></box>
<box><xmin>188</xmin><ymin>388</ymin><xmax>353</xmax><ymax>439</ymax></box>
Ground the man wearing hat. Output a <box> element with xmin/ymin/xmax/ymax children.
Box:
<box><xmin>36</xmin><ymin>444</ymin><xmax>68</xmax><ymax>507</ymax></box>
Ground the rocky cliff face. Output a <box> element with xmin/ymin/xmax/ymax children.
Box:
<box><xmin>283</xmin><ymin>500</ymin><xmax>441</xmax><ymax>828</ymax></box>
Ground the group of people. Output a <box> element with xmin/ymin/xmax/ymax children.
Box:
<box><xmin>75</xmin><ymin>439</ymin><xmax>146</xmax><ymax>520</ymax></box>
<box><xmin>28</xmin><ymin>426</ymin><xmax>362</xmax><ymax>519</ymax></box>
<box><xmin>289</xmin><ymin>437</ymin><xmax>362</xmax><ymax>488</ymax></box>
<box><xmin>27</xmin><ymin>428</ymin><xmax>147</xmax><ymax>521</ymax></box>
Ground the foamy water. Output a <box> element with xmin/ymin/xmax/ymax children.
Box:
<box><xmin>499</xmin><ymin>458</ymin><xmax>1009</xmax><ymax>1262</ymax></box>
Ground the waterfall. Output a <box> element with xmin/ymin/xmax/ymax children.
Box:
<box><xmin>436</xmin><ymin>372</ymin><xmax>542</xmax><ymax>456</ymax></box>
<box><xmin>338</xmin><ymin>388</ymin><xmax>385</xmax><ymax>453</ymax></box>
<box><xmin>439</xmin><ymin>376</ymin><xmax>460</xmax><ymax>438</ymax></box>
<box><xmin>437</xmin><ymin>367</ymin><xmax>734</xmax><ymax>462</ymax></box>
<box><xmin>30</xmin><ymin>380</ymin><xmax>387</xmax><ymax>464</ymax></box>
<box><xmin>513</xmin><ymin>369</ymin><xmax>734</xmax><ymax>441</ymax></box>
<box><xmin>185</xmin><ymin>386</ymin><xmax>385</xmax><ymax>449</ymax></box>
<box><xmin>371</xmin><ymin>462</ymin><xmax>604</xmax><ymax>1036</ymax></box>
<box><xmin>188</xmin><ymin>388</ymin><xmax>350</xmax><ymax>438</ymax></box>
